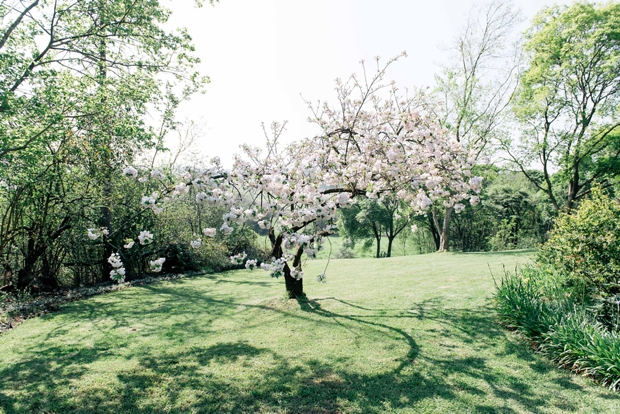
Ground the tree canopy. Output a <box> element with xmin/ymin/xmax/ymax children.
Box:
<box><xmin>507</xmin><ymin>1</ymin><xmax>620</xmax><ymax>211</ymax></box>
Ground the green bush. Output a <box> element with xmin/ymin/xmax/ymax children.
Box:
<box><xmin>539</xmin><ymin>188</ymin><xmax>620</xmax><ymax>296</ymax></box>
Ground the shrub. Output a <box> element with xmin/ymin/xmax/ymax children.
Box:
<box><xmin>539</xmin><ymin>187</ymin><xmax>620</xmax><ymax>296</ymax></box>
<box><xmin>335</xmin><ymin>247</ymin><xmax>356</xmax><ymax>259</ymax></box>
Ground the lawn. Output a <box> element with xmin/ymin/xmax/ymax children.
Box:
<box><xmin>1</xmin><ymin>251</ymin><xmax>619</xmax><ymax>413</ymax></box>
<box><xmin>256</xmin><ymin>235</ymin><xmax>436</xmax><ymax>261</ymax></box>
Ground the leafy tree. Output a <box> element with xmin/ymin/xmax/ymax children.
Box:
<box><xmin>340</xmin><ymin>196</ymin><xmax>412</xmax><ymax>258</ymax></box>
<box><xmin>506</xmin><ymin>1</ymin><xmax>620</xmax><ymax>212</ymax></box>
<box><xmin>428</xmin><ymin>0</ymin><xmax>522</xmax><ymax>251</ymax></box>
<box><xmin>0</xmin><ymin>0</ymin><xmax>206</xmax><ymax>290</ymax></box>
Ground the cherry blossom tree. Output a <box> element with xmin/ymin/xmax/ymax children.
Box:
<box><xmin>98</xmin><ymin>55</ymin><xmax>482</xmax><ymax>298</ymax></box>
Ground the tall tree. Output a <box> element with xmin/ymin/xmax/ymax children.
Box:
<box><xmin>429</xmin><ymin>0</ymin><xmax>521</xmax><ymax>251</ymax></box>
<box><xmin>0</xmin><ymin>0</ymin><xmax>207</xmax><ymax>290</ymax></box>
<box><xmin>505</xmin><ymin>1</ymin><xmax>620</xmax><ymax>212</ymax></box>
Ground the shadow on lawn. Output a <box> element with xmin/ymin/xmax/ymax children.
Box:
<box><xmin>0</xmin><ymin>281</ymin><xmax>608</xmax><ymax>413</ymax></box>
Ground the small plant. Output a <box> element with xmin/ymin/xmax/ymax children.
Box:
<box><xmin>335</xmin><ymin>247</ymin><xmax>356</xmax><ymax>259</ymax></box>
<box><xmin>494</xmin><ymin>245</ymin><xmax>620</xmax><ymax>389</ymax></box>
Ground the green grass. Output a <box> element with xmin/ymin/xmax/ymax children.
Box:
<box><xmin>1</xmin><ymin>251</ymin><xmax>619</xmax><ymax>413</ymax></box>
<box><xmin>256</xmin><ymin>235</ymin><xmax>436</xmax><ymax>260</ymax></box>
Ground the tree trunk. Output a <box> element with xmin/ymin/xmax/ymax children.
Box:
<box><xmin>371</xmin><ymin>222</ymin><xmax>381</xmax><ymax>258</ymax></box>
<box><xmin>283</xmin><ymin>264</ymin><xmax>303</xmax><ymax>299</ymax></box>
<box><xmin>433</xmin><ymin>207</ymin><xmax>453</xmax><ymax>252</ymax></box>
<box><xmin>98</xmin><ymin>2</ymin><xmax>112</xmax><ymax>283</ymax></box>
<box><xmin>387</xmin><ymin>235</ymin><xmax>394</xmax><ymax>257</ymax></box>
<box><xmin>17</xmin><ymin>235</ymin><xmax>60</xmax><ymax>292</ymax></box>
<box><xmin>428</xmin><ymin>215</ymin><xmax>440</xmax><ymax>250</ymax></box>
<box><xmin>567</xmin><ymin>170</ymin><xmax>580</xmax><ymax>211</ymax></box>
<box><xmin>269</xmin><ymin>229</ymin><xmax>304</xmax><ymax>298</ymax></box>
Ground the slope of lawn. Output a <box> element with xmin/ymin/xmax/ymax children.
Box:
<box><xmin>1</xmin><ymin>251</ymin><xmax>619</xmax><ymax>413</ymax></box>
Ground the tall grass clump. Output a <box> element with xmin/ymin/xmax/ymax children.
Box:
<box><xmin>542</xmin><ymin>312</ymin><xmax>620</xmax><ymax>390</ymax></box>
<box><xmin>494</xmin><ymin>265</ymin><xmax>572</xmax><ymax>340</ymax></box>
<box><xmin>494</xmin><ymin>187</ymin><xmax>620</xmax><ymax>390</ymax></box>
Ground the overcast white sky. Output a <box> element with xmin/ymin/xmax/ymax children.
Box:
<box><xmin>165</xmin><ymin>0</ymin><xmax>573</xmax><ymax>166</ymax></box>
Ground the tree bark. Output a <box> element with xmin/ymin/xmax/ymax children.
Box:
<box><xmin>433</xmin><ymin>207</ymin><xmax>453</xmax><ymax>252</ymax></box>
<box><xmin>372</xmin><ymin>223</ymin><xmax>381</xmax><ymax>258</ymax></box>
<box><xmin>98</xmin><ymin>2</ymin><xmax>113</xmax><ymax>283</ymax></box>
<box><xmin>428</xmin><ymin>215</ymin><xmax>440</xmax><ymax>250</ymax></box>
<box><xmin>269</xmin><ymin>229</ymin><xmax>304</xmax><ymax>298</ymax></box>
<box><xmin>16</xmin><ymin>218</ymin><xmax>69</xmax><ymax>292</ymax></box>
<box><xmin>283</xmin><ymin>264</ymin><xmax>303</xmax><ymax>299</ymax></box>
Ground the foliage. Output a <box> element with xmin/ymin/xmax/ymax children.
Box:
<box><xmin>0</xmin><ymin>0</ymin><xmax>207</xmax><ymax>290</ymax></box>
<box><xmin>494</xmin><ymin>265</ymin><xmax>574</xmax><ymax>340</ymax></box>
<box><xmin>542</xmin><ymin>312</ymin><xmax>620</xmax><ymax>391</ymax></box>
<box><xmin>444</xmin><ymin>167</ymin><xmax>549</xmax><ymax>252</ymax></box>
<box><xmin>495</xmin><ymin>264</ymin><xmax>620</xmax><ymax>390</ymax></box>
<box><xmin>495</xmin><ymin>187</ymin><xmax>620</xmax><ymax>390</ymax></box>
<box><xmin>507</xmin><ymin>1</ymin><xmax>620</xmax><ymax>211</ymax></box>
<box><xmin>539</xmin><ymin>187</ymin><xmax>620</xmax><ymax>296</ymax></box>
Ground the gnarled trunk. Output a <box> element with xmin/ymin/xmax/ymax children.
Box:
<box><xmin>269</xmin><ymin>228</ymin><xmax>305</xmax><ymax>298</ymax></box>
<box><xmin>283</xmin><ymin>264</ymin><xmax>303</xmax><ymax>299</ymax></box>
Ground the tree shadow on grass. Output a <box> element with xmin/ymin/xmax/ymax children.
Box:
<box><xmin>1</xmin><ymin>285</ymin><xmax>617</xmax><ymax>413</ymax></box>
<box><xmin>294</xmin><ymin>296</ymin><xmax>574</xmax><ymax>413</ymax></box>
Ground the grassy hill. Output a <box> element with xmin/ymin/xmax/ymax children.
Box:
<box><xmin>1</xmin><ymin>251</ymin><xmax>619</xmax><ymax>413</ymax></box>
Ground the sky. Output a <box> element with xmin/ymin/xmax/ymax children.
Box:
<box><xmin>165</xmin><ymin>0</ymin><xmax>574</xmax><ymax>166</ymax></box>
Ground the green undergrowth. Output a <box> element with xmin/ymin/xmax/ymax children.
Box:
<box><xmin>495</xmin><ymin>265</ymin><xmax>620</xmax><ymax>391</ymax></box>
<box><xmin>1</xmin><ymin>250</ymin><xmax>619</xmax><ymax>413</ymax></box>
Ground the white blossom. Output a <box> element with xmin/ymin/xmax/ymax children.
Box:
<box><xmin>150</xmin><ymin>257</ymin><xmax>165</xmax><ymax>273</ymax></box>
<box><xmin>138</xmin><ymin>230</ymin><xmax>153</xmax><ymax>245</ymax></box>
<box><xmin>87</xmin><ymin>228</ymin><xmax>100</xmax><ymax>240</ymax></box>
<box><xmin>220</xmin><ymin>222</ymin><xmax>233</xmax><ymax>235</ymax></box>
<box><xmin>141</xmin><ymin>196</ymin><xmax>156</xmax><ymax>207</ymax></box>
<box><xmin>123</xmin><ymin>166</ymin><xmax>138</xmax><ymax>178</ymax></box>
<box><xmin>230</xmin><ymin>252</ymin><xmax>247</xmax><ymax>265</ymax></box>
<box><xmin>107</xmin><ymin>252</ymin><xmax>123</xmax><ymax>268</ymax></box>
<box><xmin>203</xmin><ymin>228</ymin><xmax>216</xmax><ymax>237</ymax></box>
<box><xmin>151</xmin><ymin>169</ymin><xmax>164</xmax><ymax>180</ymax></box>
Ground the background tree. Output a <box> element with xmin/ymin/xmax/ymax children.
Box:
<box><xmin>505</xmin><ymin>1</ymin><xmax>620</xmax><ymax>212</ymax></box>
<box><xmin>340</xmin><ymin>196</ymin><xmax>412</xmax><ymax>258</ymax></box>
<box><xmin>427</xmin><ymin>0</ymin><xmax>522</xmax><ymax>251</ymax></box>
